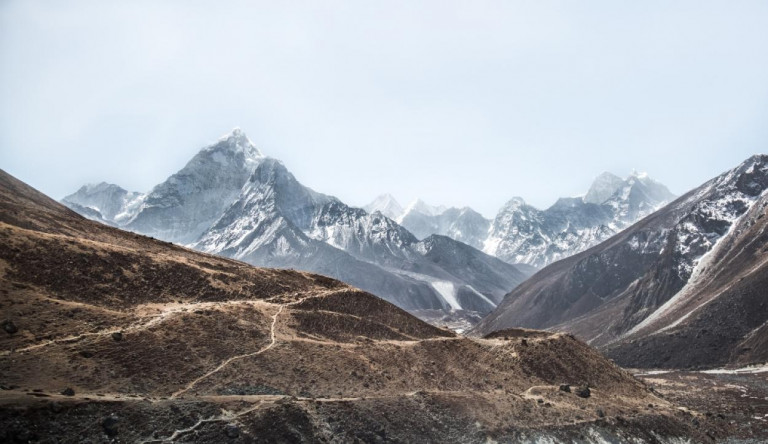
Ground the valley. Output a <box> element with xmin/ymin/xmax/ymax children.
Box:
<box><xmin>3</xmin><ymin>136</ymin><xmax>767</xmax><ymax>443</ymax></box>
<box><xmin>0</xmin><ymin>168</ymin><xmax>731</xmax><ymax>443</ymax></box>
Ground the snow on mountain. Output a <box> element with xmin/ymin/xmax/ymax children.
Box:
<box><xmin>189</xmin><ymin>157</ymin><xmax>527</xmax><ymax>315</ymax></box>
<box><xmin>397</xmin><ymin>199</ymin><xmax>448</xmax><ymax>221</ymax></box>
<box><xmin>379</xmin><ymin>172</ymin><xmax>673</xmax><ymax>268</ymax></box>
<box><xmin>483</xmin><ymin>173</ymin><xmax>675</xmax><ymax>267</ymax></box>
<box><xmin>363</xmin><ymin>194</ymin><xmax>404</xmax><ymax>220</ymax></box>
<box><xmin>603</xmin><ymin>171</ymin><xmax>676</xmax><ymax>223</ymax></box>
<box><xmin>474</xmin><ymin>154</ymin><xmax>768</xmax><ymax>368</ymax></box>
<box><xmin>124</xmin><ymin>128</ymin><xmax>265</xmax><ymax>244</ymax></box>
<box><xmin>583</xmin><ymin>172</ymin><xmax>624</xmax><ymax>204</ymax></box>
<box><xmin>397</xmin><ymin>199</ymin><xmax>491</xmax><ymax>250</ymax></box>
<box><xmin>63</xmin><ymin>130</ymin><xmax>527</xmax><ymax>322</ymax></box>
<box><xmin>62</xmin><ymin>182</ymin><xmax>144</xmax><ymax>225</ymax></box>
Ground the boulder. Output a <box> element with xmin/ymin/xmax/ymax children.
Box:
<box><xmin>2</xmin><ymin>320</ymin><xmax>18</xmax><ymax>334</ymax></box>
<box><xmin>575</xmin><ymin>386</ymin><xmax>591</xmax><ymax>398</ymax></box>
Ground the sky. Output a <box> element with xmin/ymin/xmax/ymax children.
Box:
<box><xmin>1</xmin><ymin>1</ymin><xmax>767</xmax><ymax>217</ymax></box>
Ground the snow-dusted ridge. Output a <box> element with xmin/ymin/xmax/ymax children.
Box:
<box><xmin>370</xmin><ymin>170</ymin><xmax>676</xmax><ymax>269</ymax></box>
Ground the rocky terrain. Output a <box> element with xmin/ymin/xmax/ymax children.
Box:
<box><xmin>0</xmin><ymin>170</ymin><xmax>722</xmax><ymax>442</ymax></box>
<box><xmin>634</xmin><ymin>366</ymin><xmax>768</xmax><ymax>442</ymax></box>
<box><xmin>474</xmin><ymin>155</ymin><xmax>768</xmax><ymax>370</ymax></box>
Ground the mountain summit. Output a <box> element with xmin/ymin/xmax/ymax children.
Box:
<box><xmin>363</xmin><ymin>193</ymin><xmax>404</xmax><ymax>220</ymax></box>
<box><xmin>584</xmin><ymin>172</ymin><xmax>624</xmax><ymax>204</ymax></box>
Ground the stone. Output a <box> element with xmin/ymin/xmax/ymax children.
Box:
<box><xmin>102</xmin><ymin>414</ymin><xmax>119</xmax><ymax>436</ymax></box>
<box><xmin>2</xmin><ymin>320</ymin><xmax>18</xmax><ymax>334</ymax></box>
<box><xmin>575</xmin><ymin>386</ymin><xmax>591</xmax><ymax>398</ymax></box>
<box><xmin>224</xmin><ymin>424</ymin><xmax>240</xmax><ymax>438</ymax></box>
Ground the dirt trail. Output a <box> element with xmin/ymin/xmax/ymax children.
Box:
<box><xmin>169</xmin><ymin>291</ymin><xmax>337</xmax><ymax>399</ymax></box>
<box><xmin>170</xmin><ymin>304</ymin><xmax>285</xmax><ymax>399</ymax></box>
<box><xmin>137</xmin><ymin>403</ymin><xmax>268</xmax><ymax>443</ymax></box>
<box><xmin>1</xmin><ymin>299</ymin><xmax>277</xmax><ymax>356</ymax></box>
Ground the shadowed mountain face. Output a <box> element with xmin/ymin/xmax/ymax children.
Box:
<box><xmin>474</xmin><ymin>155</ymin><xmax>768</xmax><ymax>369</ymax></box>
<box><xmin>61</xmin><ymin>130</ymin><xmax>527</xmax><ymax>321</ymax></box>
<box><xmin>0</xmin><ymin>170</ymin><xmax>710</xmax><ymax>443</ymax></box>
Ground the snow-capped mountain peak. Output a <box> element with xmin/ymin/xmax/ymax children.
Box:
<box><xmin>363</xmin><ymin>194</ymin><xmax>404</xmax><ymax>220</ymax></box>
<box><xmin>62</xmin><ymin>182</ymin><xmax>144</xmax><ymax>224</ymax></box>
<box><xmin>584</xmin><ymin>172</ymin><xmax>624</xmax><ymax>204</ymax></box>
<box><xmin>400</xmin><ymin>199</ymin><xmax>448</xmax><ymax>220</ymax></box>
<box><xmin>203</xmin><ymin>128</ymin><xmax>264</xmax><ymax>166</ymax></box>
<box><xmin>483</xmin><ymin>172</ymin><xmax>675</xmax><ymax>267</ymax></box>
<box><xmin>629</xmin><ymin>169</ymin><xmax>648</xmax><ymax>179</ymax></box>
<box><xmin>500</xmin><ymin>196</ymin><xmax>528</xmax><ymax>211</ymax></box>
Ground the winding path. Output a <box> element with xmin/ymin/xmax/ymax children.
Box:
<box><xmin>169</xmin><ymin>291</ymin><xmax>334</xmax><ymax>399</ymax></box>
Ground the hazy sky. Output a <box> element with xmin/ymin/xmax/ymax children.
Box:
<box><xmin>2</xmin><ymin>1</ymin><xmax>767</xmax><ymax>217</ymax></box>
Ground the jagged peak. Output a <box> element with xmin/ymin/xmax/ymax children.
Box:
<box><xmin>584</xmin><ymin>172</ymin><xmax>625</xmax><ymax>204</ymax></box>
<box><xmin>501</xmin><ymin>196</ymin><xmax>528</xmax><ymax>210</ymax></box>
<box><xmin>202</xmin><ymin>127</ymin><xmax>263</xmax><ymax>161</ymax></box>
<box><xmin>403</xmin><ymin>199</ymin><xmax>447</xmax><ymax>217</ymax></box>
<box><xmin>366</xmin><ymin>193</ymin><xmax>401</xmax><ymax>209</ymax></box>
<box><xmin>710</xmin><ymin>153</ymin><xmax>768</xmax><ymax>197</ymax></box>
<box><xmin>72</xmin><ymin>182</ymin><xmax>128</xmax><ymax>195</ymax></box>
<box><xmin>595</xmin><ymin>171</ymin><xmax>623</xmax><ymax>181</ymax></box>
<box><xmin>740</xmin><ymin>153</ymin><xmax>768</xmax><ymax>171</ymax></box>
<box><xmin>628</xmin><ymin>169</ymin><xmax>649</xmax><ymax>179</ymax></box>
<box><xmin>364</xmin><ymin>194</ymin><xmax>404</xmax><ymax>219</ymax></box>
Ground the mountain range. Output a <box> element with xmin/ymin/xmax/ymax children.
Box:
<box><xmin>474</xmin><ymin>154</ymin><xmax>768</xmax><ymax>369</ymax></box>
<box><xmin>62</xmin><ymin>129</ymin><xmax>528</xmax><ymax>325</ymax></box>
<box><xmin>365</xmin><ymin>171</ymin><xmax>675</xmax><ymax>268</ymax></box>
<box><xmin>59</xmin><ymin>129</ymin><xmax>768</xmax><ymax>371</ymax></box>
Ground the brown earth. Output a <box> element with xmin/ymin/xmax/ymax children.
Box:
<box><xmin>634</xmin><ymin>368</ymin><xmax>768</xmax><ymax>442</ymax></box>
<box><xmin>0</xmin><ymin>169</ymin><xmax>719</xmax><ymax>442</ymax></box>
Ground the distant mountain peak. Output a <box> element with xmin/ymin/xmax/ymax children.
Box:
<box><xmin>501</xmin><ymin>196</ymin><xmax>528</xmax><ymax>210</ymax></box>
<box><xmin>76</xmin><ymin>182</ymin><xmax>126</xmax><ymax>194</ymax></box>
<box><xmin>364</xmin><ymin>194</ymin><xmax>403</xmax><ymax>220</ymax></box>
<box><xmin>204</xmin><ymin>128</ymin><xmax>263</xmax><ymax>162</ymax></box>
<box><xmin>584</xmin><ymin>172</ymin><xmax>624</xmax><ymax>204</ymax></box>
<box><xmin>402</xmin><ymin>199</ymin><xmax>447</xmax><ymax>218</ymax></box>
<box><xmin>62</xmin><ymin>181</ymin><xmax>143</xmax><ymax>223</ymax></box>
